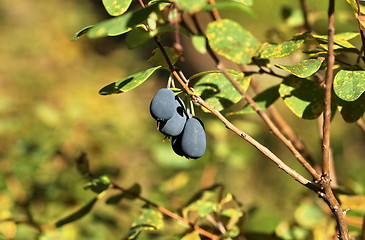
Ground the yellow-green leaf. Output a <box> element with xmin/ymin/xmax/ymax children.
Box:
<box><xmin>128</xmin><ymin>208</ymin><xmax>163</xmax><ymax>239</ymax></box>
<box><xmin>175</xmin><ymin>0</ymin><xmax>208</xmax><ymax>13</ymax></box>
<box><xmin>206</xmin><ymin>19</ymin><xmax>260</xmax><ymax>64</ymax></box>
<box><xmin>279</xmin><ymin>76</ymin><xmax>324</xmax><ymax>119</ymax></box>
<box><xmin>87</xmin><ymin>6</ymin><xmax>156</xmax><ymax>38</ymax></box>
<box><xmin>334</xmin><ymin>70</ymin><xmax>365</xmax><ymax>101</ymax></box>
<box><xmin>260</xmin><ymin>39</ymin><xmax>304</xmax><ymax>59</ymax></box>
<box><xmin>99</xmin><ymin>66</ymin><xmax>161</xmax><ymax>95</ymax></box>
<box><xmin>194</xmin><ymin>70</ymin><xmax>251</xmax><ymax>112</ymax></box>
<box><xmin>102</xmin><ymin>0</ymin><xmax>132</xmax><ymax>16</ymax></box>
<box><xmin>275</xmin><ymin>58</ymin><xmax>324</xmax><ymax>78</ymax></box>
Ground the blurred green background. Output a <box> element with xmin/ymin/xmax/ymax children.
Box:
<box><xmin>0</xmin><ymin>0</ymin><xmax>364</xmax><ymax>239</ymax></box>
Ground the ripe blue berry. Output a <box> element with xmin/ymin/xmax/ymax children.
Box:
<box><xmin>180</xmin><ymin>117</ymin><xmax>206</xmax><ymax>159</ymax></box>
<box><xmin>150</xmin><ymin>88</ymin><xmax>175</xmax><ymax>121</ymax></box>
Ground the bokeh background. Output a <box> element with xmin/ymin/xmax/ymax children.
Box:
<box><xmin>0</xmin><ymin>0</ymin><xmax>364</xmax><ymax>239</ymax></box>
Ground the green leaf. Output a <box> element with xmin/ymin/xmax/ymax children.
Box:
<box><xmin>71</xmin><ymin>25</ymin><xmax>94</xmax><ymax>41</ymax></box>
<box><xmin>55</xmin><ymin>197</ymin><xmax>98</xmax><ymax>227</ymax></box>
<box><xmin>221</xmin><ymin>208</ymin><xmax>243</xmax><ymax>218</ymax></box>
<box><xmin>294</xmin><ymin>202</ymin><xmax>327</xmax><ymax>229</ymax></box>
<box><xmin>279</xmin><ymin>76</ymin><xmax>324</xmax><ymax>119</ymax></box>
<box><xmin>202</xmin><ymin>2</ymin><xmax>253</xmax><ymax>15</ymax></box>
<box><xmin>338</xmin><ymin>94</ymin><xmax>365</xmax><ymax>123</ymax></box>
<box><xmin>87</xmin><ymin>5</ymin><xmax>157</xmax><ymax>38</ymax></box>
<box><xmin>334</xmin><ymin>70</ymin><xmax>365</xmax><ymax>101</ymax></box>
<box><xmin>345</xmin><ymin>0</ymin><xmax>358</xmax><ymax>12</ymax></box>
<box><xmin>184</xmin><ymin>200</ymin><xmax>218</xmax><ymax>217</ymax></box>
<box><xmin>148</xmin><ymin>47</ymin><xmax>180</xmax><ymax>69</ymax></box>
<box><xmin>126</xmin><ymin>27</ymin><xmax>151</xmax><ymax>49</ymax></box>
<box><xmin>312</xmin><ymin>33</ymin><xmax>359</xmax><ymax>49</ymax></box>
<box><xmin>206</xmin><ymin>19</ymin><xmax>260</xmax><ymax>64</ymax></box>
<box><xmin>194</xmin><ymin>70</ymin><xmax>251</xmax><ymax>111</ymax></box>
<box><xmin>102</xmin><ymin>0</ymin><xmax>132</xmax><ymax>16</ymax></box>
<box><xmin>175</xmin><ymin>0</ymin><xmax>208</xmax><ymax>13</ymax></box>
<box><xmin>231</xmin><ymin>0</ymin><xmax>253</xmax><ymax>6</ymax></box>
<box><xmin>227</xmin><ymin>85</ymin><xmax>280</xmax><ymax>115</ymax></box>
<box><xmin>128</xmin><ymin>207</ymin><xmax>163</xmax><ymax>239</ymax></box>
<box><xmin>260</xmin><ymin>39</ymin><xmax>304</xmax><ymax>59</ymax></box>
<box><xmin>192</xmin><ymin>35</ymin><xmax>207</xmax><ymax>54</ymax></box>
<box><xmin>181</xmin><ymin>231</ymin><xmax>201</xmax><ymax>240</ymax></box>
<box><xmin>99</xmin><ymin>66</ymin><xmax>161</xmax><ymax>95</ymax></box>
<box><xmin>85</xmin><ymin>175</ymin><xmax>110</xmax><ymax>193</ymax></box>
<box><xmin>275</xmin><ymin>58</ymin><xmax>324</xmax><ymax>78</ymax></box>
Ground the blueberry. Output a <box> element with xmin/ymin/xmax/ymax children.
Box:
<box><xmin>159</xmin><ymin>97</ymin><xmax>187</xmax><ymax>136</ymax></box>
<box><xmin>150</xmin><ymin>88</ymin><xmax>175</xmax><ymax>121</ymax></box>
<box><xmin>180</xmin><ymin>117</ymin><xmax>206</xmax><ymax>159</ymax></box>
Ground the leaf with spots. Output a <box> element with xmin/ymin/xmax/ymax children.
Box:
<box><xmin>260</xmin><ymin>39</ymin><xmax>305</xmax><ymax>59</ymax></box>
<box><xmin>227</xmin><ymin>85</ymin><xmax>280</xmax><ymax>115</ymax></box>
<box><xmin>337</xmin><ymin>94</ymin><xmax>365</xmax><ymax>123</ymax></box>
<box><xmin>275</xmin><ymin>58</ymin><xmax>324</xmax><ymax>78</ymax></box>
<box><xmin>128</xmin><ymin>207</ymin><xmax>163</xmax><ymax>239</ymax></box>
<box><xmin>102</xmin><ymin>0</ymin><xmax>132</xmax><ymax>16</ymax></box>
<box><xmin>183</xmin><ymin>199</ymin><xmax>218</xmax><ymax>218</ymax></box>
<box><xmin>194</xmin><ymin>70</ymin><xmax>251</xmax><ymax>112</ymax></box>
<box><xmin>279</xmin><ymin>76</ymin><xmax>324</xmax><ymax>119</ymax></box>
<box><xmin>206</xmin><ymin>19</ymin><xmax>260</xmax><ymax>64</ymax></box>
<box><xmin>312</xmin><ymin>33</ymin><xmax>359</xmax><ymax>49</ymax></box>
<box><xmin>175</xmin><ymin>0</ymin><xmax>208</xmax><ymax>13</ymax></box>
<box><xmin>334</xmin><ymin>70</ymin><xmax>365</xmax><ymax>101</ymax></box>
<box><xmin>87</xmin><ymin>5</ymin><xmax>157</xmax><ymax>38</ymax></box>
<box><xmin>99</xmin><ymin>66</ymin><xmax>161</xmax><ymax>95</ymax></box>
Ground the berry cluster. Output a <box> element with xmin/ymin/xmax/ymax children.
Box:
<box><xmin>150</xmin><ymin>88</ymin><xmax>206</xmax><ymax>159</ymax></box>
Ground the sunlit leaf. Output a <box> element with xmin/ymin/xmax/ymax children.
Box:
<box><xmin>71</xmin><ymin>25</ymin><xmax>94</xmax><ymax>41</ymax></box>
<box><xmin>260</xmin><ymin>39</ymin><xmax>304</xmax><ymax>59</ymax></box>
<box><xmin>206</xmin><ymin>19</ymin><xmax>260</xmax><ymax>64</ymax></box>
<box><xmin>228</xmin><ymin>85</ymin><xmax>280</xmax><ymax>115</ymax></box>
<box><xmin>192</xmin><ymin>35</ymin><xmax>207</xmax><ymax>54</ymax></box>
<box><xmin>222</xmin><ymin>225</ymin><xmax>240</xmax><ymax>238</ymax></box>
<box><xmin>275</xmin><ymin>58</ymin><xmax>324</xmax><ymax>78</ymax></box>
<box><xmin>194</xmin><ymin>70</ymin><xmax>251</xmax><ymax>111</ymax></box>
<box><xmin>102</xmin><ymin>0</ymin><xmax>132</xmax><ymax>16</ymax></box>
<box><xmin>345</xmin><ymin>0</ymin><xmax>358</xmax><ymax>12</ymax></box>
<box><xmin>294</xmin><ymin>202</ymin><xmax>327</xmax><ymax>229</ymax></box>
<box><xmin>99</xmin><ymin>66</ymin><xmax>161</xmax><ymax>95</ymax></box>
<box><xmin>181</xmin><ymin>231</ymin><xmax>201</xmax><ymax>240</ymax></box>
<box><xmin>334</xmin><ymin>70</ymin><xmax>365</xmax><ymax>101</ymax></box>
<box><xmin>312</xmin><ymin>33</ymin><xmax>359</xmax><ymax>49</ymax></box>
<box><xmin>231</xmin><ymin>0</ymin><xmax>253</xmax><ymax>6</ymax></box>
<box><xmin>128</xmin><ymin>207</ymin><xmax>163</xmax><ymax>239</ymax></box>
<box><xmin>276</xmin><ymin>221</ymin><xmax>310</xmax><ymax>240</ymax></box>
<box><xmin>148</xmin><ymin>47</ymin><xmax>180</xmax><ymax>69</ymax></box>
<box><xmin>184</xmin><ymin>200</ymin><xmax>217</xmax><ymax>217</ymax></box>
<box><xmin>202</xmin><ymin>2</ymin><xmax>253</xmax><ymax>15</ymax></box>
<box><xmin>279</xmin><ymin>76</ymin><xmax>324</xmax><ymax>119</ymax></box>
<box><xmin>87</xmin><ymin>5</ymin><xmax>157</xmax><ymax>38</ymax></box>
<box><xmin>55</xmin><ymin>197</ymin><xmax>98</xmax><ymax>227</ymax></box>
<box><xmin>175</xmin><ymin>0</ymin><xmax>208</xmax><ymax>13</ymax></box>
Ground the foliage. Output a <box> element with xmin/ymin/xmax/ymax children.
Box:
<box><xmin>1</xmin><ymin>0</ymin><xmax>365</xmax><ymax>239</ymax></box>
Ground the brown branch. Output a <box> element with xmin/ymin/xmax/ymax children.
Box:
<box><xmin>321</xmin><ymin>1</ymin><xmax>350</xmax><ymax>239</ymax></box>
<box><xmin>299</xmin><ymin>0</ymin><xmax>311</xmax><ymax>32</ymax></box>
<box><xmin>190</xmin><ymin>14</ymin><xmax>320</xmax><ymax>180</ymax></box>
<box><xmin>208</xmin><ymin>0</ymin><xmax>221</xmax><ymax>21</ymax></box>
<box><xmin>111</xmin><ymin>181</ymin><xmax>220</xmax><ymax>240</ymax></box>
<box><xmin>355</xmin><ymin>0</ymin><xmax>365</xmax><ymax>64</ymax></box>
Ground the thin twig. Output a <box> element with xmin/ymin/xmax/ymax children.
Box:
<box><xmin>321</xmin><ymin>1</ymin><xmax>350</xmax><ymax>239</ymax></box>
<box><xmin>111</xmin><ymin>181</ymin><xmax>220</xmax><ymax>240</ymax></box>
<box><xmin>355</xmin><ymin>0</ymin><xmax>365</xmax><ymax>64</ymax></box>
<box><xmin>299</xmin><ymin>0</ymin><xmax>311</xmax><ymax>32</ymax></box>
